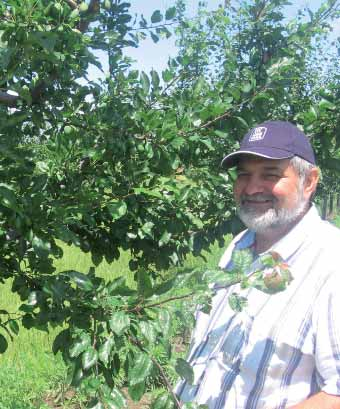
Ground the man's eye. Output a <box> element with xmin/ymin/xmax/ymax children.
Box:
<box><xmin>265</xmin><ymin>174</ymin><xmax>280</xmax><ymax>179</ymax></box>
<box><xmin>237</xmin><ymin>172</ymin><xmax>249</xmax><ymax>178</ymax></box>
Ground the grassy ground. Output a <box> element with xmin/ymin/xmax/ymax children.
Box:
<box><xmin>0</xmin><ymin>238</ymin><xmax>230</xmax><ymax>408</ymax></box>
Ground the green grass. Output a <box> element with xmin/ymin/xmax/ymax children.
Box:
<box><xmin>0</xmin><ymin>237</ymin><xmax>230</xmax><ymax>408</ymax></box>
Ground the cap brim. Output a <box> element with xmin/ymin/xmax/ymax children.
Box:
<box><xmin>221</xmin><ymin>148</ymin><xmax>293</xmax><ymax>169</ymax></box>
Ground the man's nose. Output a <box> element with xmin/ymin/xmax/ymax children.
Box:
<box><xmin>243</xmin><ymin>175</ymin><xmax>265</xmax><ymax>195</ymax></box>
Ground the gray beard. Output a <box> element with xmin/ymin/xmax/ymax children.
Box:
<box><xmin>237</xmin><ymin>194</ymin><xmax>308</xmax><ymax>234</ymax></box>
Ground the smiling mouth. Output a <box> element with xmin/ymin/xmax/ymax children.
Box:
<box><xmin>240</xmin><ymin>195</ymin><xmax>276</xmax><ymax>209</ymax></box>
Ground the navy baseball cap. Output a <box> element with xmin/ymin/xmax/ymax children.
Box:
<box><xmin>221</xmin><ymin>120</ymin><xmax>316</xmax><ymax>168</ymax></box>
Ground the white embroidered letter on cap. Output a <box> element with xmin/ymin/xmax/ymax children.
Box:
<box><xmin>248</xmin><ymin>126</ymin><xmax>267</xmax><ymax>142</ymax></box>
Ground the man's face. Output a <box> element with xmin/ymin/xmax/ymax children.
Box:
<box><xmin>233</xmin><ymin>156</ymin><xmax>309</xmax><ymax>232</ymax></box>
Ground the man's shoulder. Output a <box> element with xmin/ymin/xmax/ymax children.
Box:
<box><xmin>316</xmin><ymin>218</ymin><xmax>340</xmax><ymax>248</ymax></box>
<box><xmin>298</xmin><ymin>206</ymin><xmax>340</xmax><ymax>249</ymax></box>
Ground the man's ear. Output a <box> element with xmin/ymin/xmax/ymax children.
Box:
<box><xmin>304</xmin><ymin>167</ymin><xmax>319</xmax><ymax>200</ymax></box>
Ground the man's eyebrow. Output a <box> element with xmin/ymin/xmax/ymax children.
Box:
<box><xmin>262</xmin><ymin>166</ymin><xmax>283</xmax><ymax>171</ymax></box>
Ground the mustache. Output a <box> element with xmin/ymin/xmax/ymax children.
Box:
<box><xmin>239</xmin><ymin>193</ymin><xmax>277</xmax><ymax>204</ymax></box>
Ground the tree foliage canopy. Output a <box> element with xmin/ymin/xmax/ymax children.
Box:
<box><xmin>0</xmin><ymin>0</ymin><xmax>339</xmax><ymax>407</ymax></box>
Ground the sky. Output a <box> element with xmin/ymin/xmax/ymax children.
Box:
<box><xmin>88</xmin><ymin>0</ymin><xmax>340</xmax><ymax>80</ymax></box>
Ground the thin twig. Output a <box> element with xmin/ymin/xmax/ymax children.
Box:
<box><xmin>129</xmin><ymin>292</ymin><xmax>195</xmax><ymax>313</ymax></box>
<box><xmin>131</xmin><ymin>336</ymin><xmax>182</xmax><ymax>409</ymax></box>
<box><xmin>130</xmin><ymin>21</ymin><xmax>177</xmax><ymax>32</ymax></box>
<box><xmin>151</xmin><ymin>356</ymin><xmax>182</xmax><ymax>409</ymax></box>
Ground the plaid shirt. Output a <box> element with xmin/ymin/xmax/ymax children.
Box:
<box><xmin>176</xmin><ymin>206</ymin><xmax>340</xmax><ymax>408</ymax></box>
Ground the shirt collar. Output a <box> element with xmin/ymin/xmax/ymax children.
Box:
<box><xmin>233</xmin><ymin>204</ymin><xmax>321</xmax><ymax>262</ymax></box>
<box><xmin>269</xmin><ymin>204</ymin><xmax>321</xmax><ymax>260</ymax></box>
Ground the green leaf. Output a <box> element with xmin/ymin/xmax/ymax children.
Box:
<box><xmin>107</xmin><ymin>276</ymin><xmax>126</xmax><ymax>294</ymax></box>
<box><xmin>88</xmin><ymin>399</ymin><xmax>104</xmax><ymax>409</ymax></box>
<box><xmin>170</xmin><ymin>137</ymin><xmax>185</xmax><ymax>148</ymax></box>
<box><xmin>134</xmin><ymin>187</ymin><xmax>163</xmax><ymax>199</ymax></box>
<box><xmin>151</xmin><ymin>10</ymin><xmax>163</xmax><ymax>23</ymax></box>
<box><xmin>19</xmin><ymin>85</ymin><xmax>32</xmax><ymax>105</ymax></box>
<box><xmin>139</xmin><ymin>321</ymin><xmax>157</xmax><ymax>344</ymax></box>
<box><xmin>141</xmin><ymin>221</ymin><xmax>154</xmax><ymax>238</ymax></box>
<box><xmin>128</xmin><ymin>352</ymin><xmax>153</xmax><ymax>385</ymax></box>
<box><xmin>205</xmin><ymin>269</ymin><xmax>241</xmax><ymax>289</ymax></box>
<box><xmin>162</xmin><ymin>69</ymin><xmax>174</xmax><ymax>83</ymax></box>
<box><xmin>231</xmin><ymin>249</ymin><xmax>253</xmax><ymax>274</ymax></box>
<box><xmin>69</xmin><ymin>333</ymin><xmax>91</xmax><ymax>358</ymax></box>
<box><xmin>22</xmin><ymin>314</ymin><xmax>35</xmax><ymax>329</ymax></box>
<box><xmin>175</xmin><ymin>358</ymin><xmax>194</xmax><ymax>385</ymax></box>
<box><xmin>32</xmin><ymin>235</ymin><xmax>51</xmax><ymax>257</ymax></box>
<box><xmin>157</xmin><ymin>309</ymin><xmax>171</xmax><ymax>337</ymax></box>
<box><xmin>140</xmin><ymin>72</ymin><xmax>150</xmax><ymax>93</ymax></box>
<box><xmin>234</xmin><ymin>116</ymin><xmax>248</xmax><ymax>129</ymax></box>
<box><xmin>8</xmin><ymin>320</ymin><xmax>19</xmax><ymax>335</ymax></box>
<box><xmin>0</xmin><ymin>184</ymin><xmax>20</xmax><ymax>212</ymax></box>
<box><xmin>128</xmin><ymin>381</ymin><xmax>146</xmax><ymax>402</ymax></box>
<box><xmin>69</xmin><ymin>8</ymin><xmax>80</xmax><ymax>19</ymax></box>
<box><xmin>242</xmin><ymin>82</ymin><xmax>252</xmax><ymax>93</ymax></box>
<box><xmin>319</xmin><ymin>98</ymin><xmax>336</xmax><ymax>111</ymax></box>
<box><xmin>136</xmin><ymin>269</ymin><xmax>153</xmax><ymax>297</ymax></box>
<box><xmin>110</xmin><ymin>387</ymin><xmax>126</xmax><ymax>408</ymax></box>
<box><xmin>228</xmin><ymin>293</ymin><xmax>247</xmax><ymax>312</ymax></box>
<box><xmin>266</xmin><ymin>57</ymin><xmax>293</xmax><ymax>77</ymax></box>
<box><xmin>98</xmin><ymin>337</ymin><xmax>115</xmax><ymax>365</ymax></box>
<box><xmin>109</xmin><ymin>311</ymin><xmax>130</xmax><ymax>336</ymax></box>
<box><xmin>151</xmin><ymin>69</ymin><xmax>160</xmax><ymax>89</ymax></box>
<box><xmin>52</xmin><ymin>329</ymin><xmax>70</xmax><ymax>354</ymax></box>
<box><xmin>151</xmin><ymin>32</ymin><xmax>159</xmax><ymax>43</ymax></box>
<box><xmin>29</xmin><ymin>31</ymin><xmax>58</xmax><ymax>52</ymax></box>
<box><xmin>107</xmin><ymin>201</ymin><xmax>127</xmax><ymax>221</ymax></box>
<box><xmin>27</xmin><ymin>291</ymin><xmax>39</xmax><ymax>306</ymax></box>
<box><xmin>71</xmin><ymin>367</ymin><xmax>84</xmax><ymax>387</ymax></box>
<box><xmin>82</xmin><ymin>347</ymin><xmax>98</xmax><ymax>370</ymax></box>
<box><xmin>159</xmin><ymin>231</ymin><xmax>171</xmax><ymax>247</ymax></box>
<box><xmin>0</xmin><ymin>334</ymin><xmax>8</xmax><ymax>353</ymax></box>
<box><xmin>165</xmin><ymin>6</ymin><xmax>176</xmax><ymax>20</ymax></box>
<box><xmin>79</xmin><ymin>2</ymin><xmax>89</xmax><ymax>12</ymax></box>
<box><xmin>306</xmin><ymin>106</ymin><xmax>318</xmax><ymax>122</ymax></box>
<box><xmin>68</xmin><ymin>271</ymin><xmax>94</xmax><ymax>292</ymax></box>
<box><xmin>151</xmin><ymin>392</ymin><xmax>174</xmax><ymax>409</ymax></box>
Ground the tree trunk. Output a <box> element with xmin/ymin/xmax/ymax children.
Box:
<box><xmin>322</xmin><ymin>194</ymin><xmax>328</xmax><ymax>220</ymax></box>
<box><xmin>329</xmin><ymin>193</ymin><xmax>334</xmax><ymax>218</ymax></box>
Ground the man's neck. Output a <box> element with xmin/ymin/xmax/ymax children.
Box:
<box><xmin>254</xmin><ymin>211</ymin><xmax>307</xmax><ymax>254</ymax></box>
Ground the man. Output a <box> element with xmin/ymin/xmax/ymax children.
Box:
<box><xmin>176</xmin><ymin>121</ymin><xmax>340</xmax><ymax>408</ymax></box>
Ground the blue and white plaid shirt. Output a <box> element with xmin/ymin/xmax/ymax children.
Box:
<box><xmin>176</xmin><ymin>205</ymin><xmax>340</xmax><ymax>408</ymax></box>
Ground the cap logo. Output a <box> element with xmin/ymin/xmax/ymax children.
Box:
<box><xmin>248</xmin><ymin>126</ymin><xmax>267</xmax><ymax>142</ymax></box>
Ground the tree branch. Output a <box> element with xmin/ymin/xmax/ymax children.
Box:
<box><xmin>128</xmin><ymin>292</ymin><xmax>195</xmax><ymax>313</ymax></box>
<box><xmin>0</xmin><ymin>91</ymin><xmax>19</xmax><ymax>107</ymax></box>
<box><xmin>78</xmin><ymin>0</ymin><xmax>100</xmax><ymax>32</ymax></box>
<box><xmin>63</xmin><ymin>0</ymin><xmax>78</xmax><ymax>9</ymax></box>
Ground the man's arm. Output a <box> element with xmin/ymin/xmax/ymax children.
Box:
<box><xmin>288</xmin><ymin>391</ymin><xmax>340</xmax><ymax>409</ymax></box>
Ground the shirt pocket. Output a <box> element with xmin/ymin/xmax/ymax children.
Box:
<box><xmin>239</xmin><ymin>313</ymin><xmax>315</xmax><ymax>382</ymax></box>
